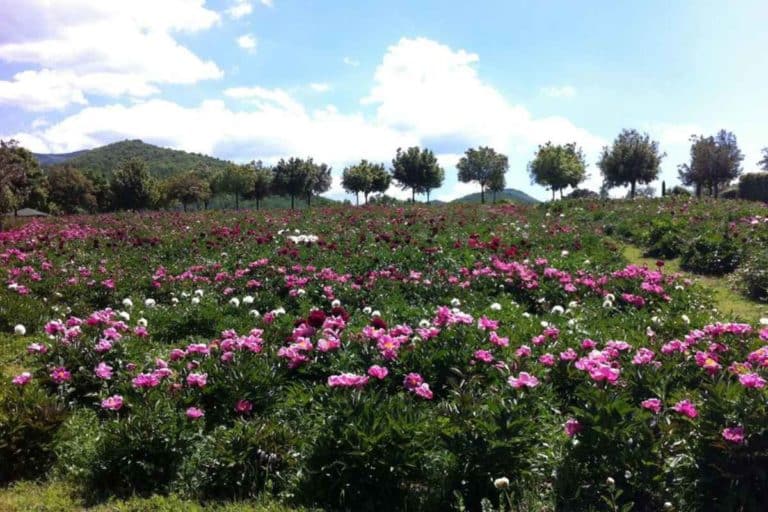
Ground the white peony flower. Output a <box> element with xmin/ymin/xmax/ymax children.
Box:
<box><xmin>191</xmin><ymin>297</ymin><xmax>201</xmax><ymax>305</ymax></box>
<box><xmin>331</xmin><ymin>299</ymin><xmax>341</xmax><ymax>308</ymax></box>
<box><xmin>14</xmin><ymin>324</ymin><xmax>26</xmax><ymax>336</ymax></box>
<box><xmin>490</xmin><ymin>302</ymin><xmax>502</xmax><ymax>311</ymax></box>
<box><xmin>243</xmin><ymin>295</ymin><xmax>254</xmax><ymax>305</ymax></box>
<box><xmin>681</xmin><ymin>314</ymin><xmax>690</xmax><ymax>324</ymax></box>
<box><xmin>493</xmin><ymin>477</ymin><xmax>510</xmax><ymax>489</ymax></box>
<box><xmin>194</xmin><ymin>289</ymin><xmax>205</xmax><ymax>297</ymax></box>
<box><xmin>122</xmin><ymin>298</ymin><xmax>133</xmax><ymax>308</ymax></box>
<box><xmin>137</xmin><ymin>318</ymin><xmax>148</xmax><ymax>327</ymax></box>
<box><xmin>144</xmin><ymin>298</ymin><xmax>156</xmax><ymax>308</ymax></box>
<box><xmin>118</xmin><ymin>311</ymin><xmax>130</xmax><ymax>321</ymax></box>
<box><xmin>551</xmin><ymin>305</ymin><xmax>565</xmax><ymax>315</ymax></box>
<box><xmin>249</xmin><ymin>309</ymin><xmax>261</xmax><ymax>318</ymax></box>
<box><xmin>450</xmin><ymin>298</ymin><xmax>461</xmax><ymax>307</ymax></box>
<box><xmin>371</xmin><ymin>310</ymin><xmax>381</xmax><ymax>318</ymax></box>
<box><xmin>363</xmin><ymin>306</ymin><xmax>372</xmax><ymax>315</ymax></box>
<box><xmin>229</xmin><ymin>297</ymin><xmax>240</xmax><ymax>307</ymax></box>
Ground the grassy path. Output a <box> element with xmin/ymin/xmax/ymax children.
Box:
<box><xmin>622</xmin><ymin>244</ymin><xmax>768</xmax><ymax>322</ymax></box>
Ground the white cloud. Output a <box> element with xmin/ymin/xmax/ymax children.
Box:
<box><xmin>0</xmin><ymin>0</ymin><xmax>221</xmax><ymax>110</ymax></box>
<box><xmin>309</xmin><ymin>82</ymin><xmax>331</xmax><ymax>92</ymax></box>
<box><xmin>260</xmin><ymin>0</ymin><xmax>274</xmax><ymax>6</ymax></box>
<box><xmin>644</xmin><ymin>122</ymin><xmax>702</xmax><ymax>147</ymax></box>
<box><xmin>227</xmin><ymin>1</ymin><xmax>253</xmax><ymax>19</ymax></box>
<box><xmin>343</xmin><ymin>56</ymin><xmax>360</xmax><ymax>67</ymax></box>
<box><xmin>6</xmin><ymin>37</ymin><xmax>604</xmax><ymax>201</ymax></box>
<box><xmin>237</xmin><ymin>34</ymin><xmax>258</xmax><ymax>53</ymax></box>
<box><xmin>541</xmin><ymin>85</ymin><xmax>577</xmax><ymax>98</ymax></box>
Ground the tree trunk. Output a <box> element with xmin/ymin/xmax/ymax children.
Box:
<box><xmin>426</xmin><ymin>189</ymin><xmax>430</xmax><ymax>204</ymax></box>
<box><xmin>364</xmin><ymin>192</ymin><xmax>369</xmax><ymax>204</ymax></box>
<box><xmin>291</xmin><ymin>195</ymin><xmax>295</xmax><ymax>210</ymax></box>
<box><xmin>559</xmin><ymin>189</ymin><xmax>564</xmax><ymax>199</ymax></box>
<box><xmin>480</xmin><ymin>185</ymin><xmax>485</xmax><ymax>204</ymax></box>
<box><xmin>714</xmin><ymin>182</ymin><xmax>719</xmax><ymax>198</ymax></box>
<box><xmin>183</xmin><ymin>202</ymin><xmax>187</xmax><ymax>212</ymax></box>
<box><xmin>412</xmin><ymin>188</ymin><xmax>415</xmax><ymax>203</ymax></box>
<box><xmin>492</xmin><ymin>190</ymin><xmax>497</xmax><ymax>203</ymax></box>
<box><xmin>695</xmin><ymin>183</ymin><xmax>701</xmax><ymax>198</ymax></box>
<box><xmin>355</xmin><ymin>192</ymin><xmax>359</xmax><ymax>206</ymax></box>
<box><xmin>307</xmin><ymin>194</ymin><xmax>312</xmax><ymax>207</ymax></box>
<box><xmin>631</xmin><ymin>180</ymin><xmax>636</xmax><ymax>198</ymax></box>
<box><xmin>552</xmin><ymin>188</ymin><xmax>555</xmax><ymax>201</ymax></box>
<box><xmin>256</xmin><ymin>198</ymin><xmax>260</xmax><ymax>210</ymax></box>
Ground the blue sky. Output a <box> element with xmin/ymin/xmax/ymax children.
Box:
<box><xmin>1</xmin><ymin>0</ymin><xmax>766</xmax><ymax>200</ymax></box>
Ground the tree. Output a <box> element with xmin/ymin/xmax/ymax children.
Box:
<box><xmin>528</xmin><ymin>142</ymin><xmax>587</xmax><ymax>200</ymax></box>
<box><xmin>0</xmin><ymin>139</ymin><xmax>45</xmax><ymax>215</ymax></box>
<box><xmin>245</xmin><ymin>161</ymin><xmax>273</xmax><ymax>210</ymax></box>
<box><xmin>110</xmin><ymin>157</ymin><xmax>156</xmax><ymax>211</ymax></box>
<box><xmin>391</xmin><ymin>147</ymin><xmax>444</xmax><ymax>203</ymax></box>
<box><xmin>84</xmin><ymin>171</ymin><xmax>112</xmax><ymax>212</ymax></box>
<box><xmin>47</xmin><ymin>165</ymin><xmax>97</xmax><ymax>214</ymax></box>
<box><xmin>598</xmin><ymin>129</ymin><xmax>664</xmax><ymax>198</ymax></box>
<box><xmin>457</xmin><ymin>146</ymin><xmax>509</xmax><ymax>204</ymax></box>
<box><xmin>679</xmin><ymin>131</ymin><xmax>744</xmax><ymax>198</ymax></box>
<box><xmin>342</xmin><ymin>160</ymin><xmax>390</xmax><ymax>205</ymax></box>
<box><xmin>164</xmin><ymin>171</ymin><xmax>212</xmax><ymax>212</ymax></box>
<box><xmin>488</xmin><ymin>167</ymin><xmax>506</xmax><ymax>203</ymax></box>
<box><xmin>213</xmin><ymin>164</ymin><xmax>253</xmax><ymax>210</ymax></box>
<box><xmin>341</xmin><ymin>163</ymin><xmax>370</xmax><ymax>205</ymax></box>
<box><xmin>192</xmin><ymin>164</ymin><xmax>219</xmax><ymax>209</ymax></box>
<box><xmin>760</xmin><ymin>148</ymin><xmax>768</xmax><ymax>171</ymax></box>
<box><xmin>273</xmin><ymin>157</ymin><xmax>306</xmax><ymax>210</ymax></box>
<box><xmin>302</xmin><ymin>159</ymin><xmax>332</xmax><ymax>207</ymax></box>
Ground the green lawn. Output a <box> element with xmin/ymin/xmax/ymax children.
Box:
<box><xmin>622</xmin><ymin>244</ymin><xmax>768</xmax><ymax>322</ymax></box>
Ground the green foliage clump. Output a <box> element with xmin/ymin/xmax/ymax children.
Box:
<box><xmin>680</xmin><ymin>233</ymin><xmax>742</xmax><ymax>275</ymax></box>
<box><xmin>739</xmin><ymin>172</ymin><xmax>768</xmax><ymax>203</ymax></box>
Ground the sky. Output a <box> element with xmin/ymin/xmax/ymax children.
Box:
<box><xmin>1</xmin><ymin>0</ymin><xmax>767</xmax><ymax>201</ymax></box>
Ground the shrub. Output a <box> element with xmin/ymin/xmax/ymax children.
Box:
<box><xmin>739</xmin><ymin>172</ymin><xmax>768</xmax><ymax>203</ymax></box>
<box><xmin>738</xmin><ymin>248</ymin><xmax>768</xmax><ymax>302</ymax></box>
<box><xmin>177</xmin><ymin>419</ymin><xmax>297</xmax><ymax>501</ymax></box>
<box><xmin>720</xmin><ymin>187</ymin><xmax>739</xmax><ymax>199</ymax></box>
<box><xmin>670</xmin><ymin>186</ymin><xmax>691</xmax><ymax>196</ymax></box>
<box><xmin>680</xmin><ymin>233</ymin><xmax>742</xmax><ymax>275</ymax></box>
<box><xmin>0</xmin><ymin>382</ymin><xmax>68</xmax><ymax>483</ymax></box>
<box><xmin>566</xmin><ymin>188</ymin><xmax>599</xmax><ymax>199</ymax></box>
<box><xmin>644</xmin><ymin>218</ymin><xmax>685</xmax><ymax>259</ymax></box>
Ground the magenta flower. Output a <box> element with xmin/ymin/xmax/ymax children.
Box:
<box><xmin>722</xmin><ymin>426</ymin><xmax>745</xmax><ymax>444</ymax></box>
<box><xmin>132</xmin><ymin>372</ymin><xmax>160</xmax><ymax>389</ymax></box>
<box><xmin>50</xmin><ymin>366</ymin><xmax>71</xmax><ymax>384</ymax></box>
<box><xmin>186</xmin><ymin>407</ymin><xmax>204</xmax><ymax>420</ymax></box>
<box><xmin>641</xmin><ymin>398</ymin><xmax>662</xmax><ymax>414</ymax></box>
<box><xmin>672</xmin><ymin>400</ymin><xmax>698</xmax><ymax>419</ymax></box>
<box><xmin>564</xmin><ymin>418</ymin><xmax>582</xmax><ymax>437</ymax></box>
<box><xmin>235</xmin><ymin>399</ymin><xmax>253</xmax><ymax>414</ymax></box>
<box><xmin>101</xmin><ymin>394</ymin><xmax>124</xmax><ymax>411</ymax></box>
<box><xmin>186</xmin><ymin>372</ymin><xmax>208</xmax><ymax>388</ymax></box>
<box><xmin>508</xmin><ymin>372</ymin><xmax>540</xmax><ymax>389</ymax></box>
<box><xmin>632</xmin><ymin>348</ymin><xmax>655</xmax><ymax>365</ymax></box>
<box><xmin>538</xmin><ymin>353</ymin><xmax>555</xmax><ymax>366</ymax></box>
<box><xmin>474</xmin><ymin>350</ymin><xmax>494</xmax><ymax>363</ymax></box>
<box><xmin>367</xmin><ymin>365</ymin><xmax>389</xmax><ymax>380</ymax></box>
<box><xmin>403</xmin><ymin>372</ymin><xmax>424</xmax><ymax>390</ymax></box>
<box><xmin>738</xmin><ymin>373</ymin><xmax>766</xmax><ymax>389</ymax></box>
<box><xmin>12</xmin><ymin>372</ymin><xmax>32</xmax><ymax>386</ymax></box>
<box><xmin>328</xmin><ymin>373</ymin><xmax>370</xmax><ymax>389</ymax></box>
<box><xmin>515</xmin><ymin>345</ymin><xmax>532</xmax><ymax>358</ymax></box>
<box><xmin>413</xmin><ymin>383</ymin><xmax>433</xmax><ymax>400</ymax></box>
<box><xmin>94</xmin><ymin>362</ymin><xmax>113</xmax><ymax>380</ymax></box>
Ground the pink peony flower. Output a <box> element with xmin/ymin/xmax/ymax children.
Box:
<box><xmin>508</xmin><ymin>372</ymin><xmax>540</xmax><ymax>389</ymax></box>
<box><xmin>564</xmin><ymin>418</ymin><xmax>582</xmax><ymax>437</ymax></box>
<box><xmin>739</xmin><ymin>373</ymin><xmax>766</xmax><ymax>389</ymax></box>
<box><xmin>94</xmin><ymin>362</ymin><xmax>113</xmax><ymax>380</ymax></box>
<box><xmin>672</xmin><ymin>400</ymin><xmax>698</xmax><ymax>418</ymax></box>
<box><xmin>413</xmin><ymin>382</ymin><xmax>433</xmax><ymax>400</ymax></box>
<box><xmin>722</xmin><ymin>426</ymin><xmax>745</xmax><ymax>444</ymax></box>
<box><xmin>515</xmin><ymin>345</ymin><xmax>532</xmax><ymax>358</ymax></box>
<box><xmin>367</xmin><ymin>365</ymin><xmax>389</xmax><ymax>380</ymax></box>
<box><xmin>186</xmin><ymin>407</ymin><xmax>204</xmax><ymax>420</ymax></box>
<box><xmin>641</xmin><ymin>398</ymin><xmax>662</xmax><ymax>414</ymax></box>
<box><xmin>186</xmin><ymin>372</ymin><xmax>208</xmax><ymax>388</ymax></box>
<box><xmin>12</xmin><ymin>372</ymin><xmax>32</xmax><ymax>386</ymax></box>
<box><xmin>474</xmin><ymin>350</ymin><xmax>494</xmax><ymax>363</ymax></box>
<box><xmin>50</xmin><ymin>366</ymin><xmax>71</xmax><ymax>384</ymax></box>
<box><xmin>101</xmin><ymin>394</ymin><xmax>124</xmax><ymax>411</ymax></box>
<box><xmin>132</xmin><ymin>372</ymin><xmax>160</xmax><ymax>389</ymax></box>
<box><xmin>328</xmin><ymin>373</ymin><xmax>370</xmax><ymax>389</ymax></box>
<box><xmin>539</xmin><ymin>353</ymin><xmax>556</xmax><ymax>366</ymax></box>
<box><xmin>235</xmin><ymin>399</ymin><xmax>253</xmax><ymax>414</ymax></box>
<box><xmin>403</xmin><ymin>372</ymin><xmax>425</xmax><ymax>390</ymax></box>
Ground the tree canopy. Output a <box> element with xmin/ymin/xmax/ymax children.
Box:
<box><xmin>164</xmin><ymin>171</ymin><xmax>212</xmax><ymax>211</ymax></box>
<box><xmin>678</xmin><ymin>130</ymin><xmax>744</xmax><ymax>197</ymax></box>
<box><xmin>342</xmin><ymin>160</ymin><xmax>390</xmax><ymax>205</ymax></box>
<box><xmin>391</xmin><ymin>147</ymin><xmax>444</xmax><ymax>203</ymax></box>
<box><xmin>598</xmin><ymin>129</ymin><xmax>664</xmax><ymax>198</ymax></box>
<box><xmin>110</xmin><ymin>157</ymin><xmax>157</xmax><ymax>211</ymax></box>
<box><xmin>0</xmin><ymin>139</ymin><xmax>45</xmax><ymax>215</ymax></box>
<box><xmin>47</xmin><ymin>165</ymin><xmax>98</xmax><ymax>214</ymax></box>
<box><xmin>528</xmin><ymin>142</ymin><xmax>586</xmax><ymax>200</ymax></box>
<box><xmin>456</xmin><ymin>146</ymin><xmax>509</xmax><ymax>204</ymax></box>
<box><xmin>244</xmin><ymin>161</ymin><xmax>273</xmax><ymax>210</ymax></box>
<box><xmin>212</xmin><ymin>164</ymin><xmax>253</xmax><ymax>210</ymax></box>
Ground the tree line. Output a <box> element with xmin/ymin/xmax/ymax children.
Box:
<box><xmin>2</xmin><ymin>131</ymin><xmax>767</xmax><ymax>217</ymax></box>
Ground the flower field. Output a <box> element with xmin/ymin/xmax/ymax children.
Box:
<box><xmin>2</xmin><ymin>198</ymin><xmax>768</xmax><ymax>511</ymax></box>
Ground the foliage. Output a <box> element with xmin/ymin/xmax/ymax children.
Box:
<box><xmin>680</xmin><ymin>233</ymin><xmax>742</xmax><ymax>275</ymax></box>
<box><xmin>245</xmin><ymin>161</ymin><xmax>274</xmax><ymax>210</ymax></box>
<box><xmin>738</xmin><ymin>247</ymin><xmax>768</xmax><ymax>301</ymax></box>
<box><xmin>391</xmin><ymin>146</ymin><xmax>444</xmax><ymax>203</ymax></box>
<box><xmin>213</xmin><ymin>165</ymin><xmax>254</xmax><ymax>210</ymax></box>
<box><xmin>528</xmin><ymin>142</ymin><xmax>586</xmax><ymax>200</ymax></box>
<box><xmin>0</xmin><ymin>139</ymin><xmax>45</xmax><ymax>215</ymax></box>
<box><xmin>341</xmin><ymin>160</ymin><xmax>389</xmax><ymax>205</ymax></box>
<box><xmin>36</xmin><ymin>139</ymin><xmax>232</xmax><ymax>180</ymax></box>
<box><xmin>566</xmin><ymin>188</ymin><xmax>599</xmax><ymax>199</ymax></box>
<box><xmin>164</xmin><ymin>171</ymin><xmax>212</xmax><ymax>211</ymax></box>
<box><xmin>599</xmin><ymin>129</ymin><xmax>664</xmax><ymax>198</ymax></box>
<box><xmin>110</xmin><ymin>157</ymin><xmax>157</xmax><ymax>211</ymax></box>
<box><xmin>47</xmin><ymin>165</ymin><xmax>98</xmax><ymax>214</ymax></box>
<box><xmin>679</xmin><ymin>131</ymin><xmax>744</xmax><ymax>198</ymax></box>
<box><xmin>738</xmin><ymin>172</ymin><xmax>768</xmax><ymax>203</ymax></box>
<box><xmin>456</xmin><ymin>146</ymin><xmax>509</xmax><ymax>204</ymax></box>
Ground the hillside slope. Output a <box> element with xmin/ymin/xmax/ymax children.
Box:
<box><xmin>34</xmin><ymin>140</ymin><xmax>233</xmax><ymax>178</ymax></box>
<box><xmin>451</xmin><ymin>188</ymin><xmax>539</xmax><ymax>204</ymax></box>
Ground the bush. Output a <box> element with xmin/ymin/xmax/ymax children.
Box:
<box><xmin>177</xmin><ymin>420</ymin><xmax>297</xmax><ymax>501</ymax></box>
<box><xmin>738</xmin><ymin>248</ymin><xmax>768</xmax><ymax>302</ymax></box>
<box><xmin>0</xmin><ymin>382</ymin><xmax>68</xmax><ymax>483</ymax></box>
<box><xmin>644</xmin><ymin>218</ymin><xmax>686</xmax><ymax>259</ymax></box>
<box><xmin>566</xmin><ymin>188</ymin><xmax>599</xmax><ymax>199</ymax></box>
<box><xmin>739</xmin><ymin>172</ymin><xmax>768</xmax><ymax>203</ymax></box>
<box><xmin>720</xmin><ymin>187</ymin><xmax>739</xmax><ymax>199</ymax></box>
<box><xmin>680</xmin><ymin>233</ymin><xmax>742</xmax><ymax>275</ymax></box>
<box><xmin>669</xmin><ymin>186</ymin><xmax>691</xmax><ymax>196</ymax></box>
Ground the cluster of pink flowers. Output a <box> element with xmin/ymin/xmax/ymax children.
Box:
<box><xmin>328</xmin><ymin>373</ymin><xmax>370</xmax><ymax>389</ymax></box>
<box><xmin>403</xmin><ymin>373</ymin><xmax>433</xmax><ymax>399</ymax></box>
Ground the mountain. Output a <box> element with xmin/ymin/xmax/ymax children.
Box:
<box><xmin>33</xmin><ymin>139</ymin><xmax>233</xmax><ymax>178</ymax></box>
<box><xmin>451</xmin><ymin>188</ymin><xmax>539</xmax><ymax>204</ymax></box>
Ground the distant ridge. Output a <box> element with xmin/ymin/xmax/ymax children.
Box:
<box><xmin>451</xmin><ymin>188</ymin><xmax>539</xmax><ymax>204</ymax></box>
<box><xmin>33</xmin><ymin>139</ymin><xmax>233</xmax><ymax>178</ymax></box>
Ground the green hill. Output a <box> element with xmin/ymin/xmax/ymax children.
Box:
<box><xmin>451</xmin><ymin>188</ymin><xmax>539</xmax><ymax>204</ymax></box>
<box><xmin>34</xmin><ymin>139</ymin><xmax>233</xmax><ymax>178</ymax></box>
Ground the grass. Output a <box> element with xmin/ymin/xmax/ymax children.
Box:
<box><xmin>622</xmin><ymin>244</ymin><xmax>768</xmax><ymax>322</ymax></box>
<box><xmin>0</xmin><ymin>481</ymin><xmax>311</xmax><ymax>512</ymax></box>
